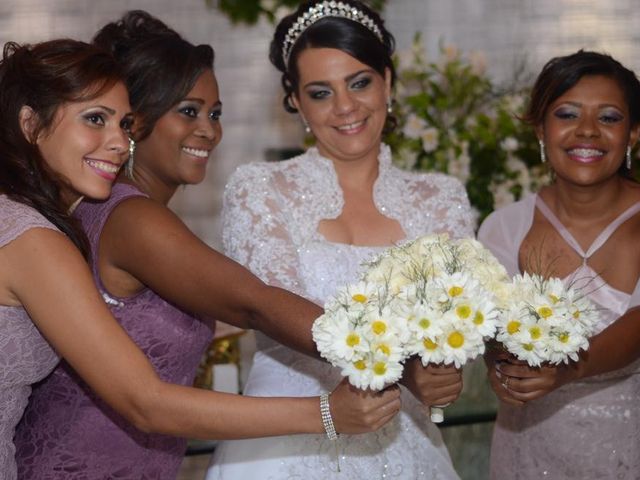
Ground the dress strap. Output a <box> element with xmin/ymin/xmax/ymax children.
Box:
<box><xmin>535</xmin><ymin>195</ymin><xmax>640</xmax><ymax>261</ymax></box>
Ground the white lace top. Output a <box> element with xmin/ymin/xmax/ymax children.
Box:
<box><xmin>207</xmin><ymin>145</ymin><xmax>473</xmax><ymax>480</ymax></box>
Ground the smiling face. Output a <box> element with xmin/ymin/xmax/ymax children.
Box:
<box><xmin>34</xmin><ymin>81</ymin><xmax>132</xmax><ymax>204</ymax></box>
<box><xmin>538</xmin><ymin>74</ymin><xmax>640</xmax><ymax>187</ymax></box>
<box><xmin>292</xmin><ymin>47</ymin><xmax>391</xmax><ymax>164</ymax></box>
<box><xmin>135</xmin><ymin>69</ymin><xmax>222</xmax><ymax>188</ymax></box>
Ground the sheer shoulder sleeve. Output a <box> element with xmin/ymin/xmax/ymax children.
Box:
<box><xmin>222</xmin><ymin>164</ymin><xmax>306</xmax><ymax>296</ymax></box>
<box><xmin>477</xmin><ymin>198</ymin><xmax>534</xmax><ymax>277</ymax></box>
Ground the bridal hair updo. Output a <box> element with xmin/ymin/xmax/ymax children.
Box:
<box><xmin>0</xmin><ymin>39</ymin><xmax>124</xmax><ymax>258</ymax></box>
<box><xmin>93</xmin><ymin>10</ymin><xmax>214</xmax><ymax>141</ymax></box>
<box><xmin>269</xmin><ymin>0</ymin><xmax>396</xmax><ymax>115</ymax></box>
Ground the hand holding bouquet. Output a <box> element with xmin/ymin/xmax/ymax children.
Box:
<box><xmin>312</xmin><ymin>234</ymin><xmax>509</xmax><ymax>422</ymax></box>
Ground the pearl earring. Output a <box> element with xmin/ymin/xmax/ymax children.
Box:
<box><xmin>301</xmin><ymin>117</ymin><xmax>311</xmax><ymax>134</ymax></box>
<box><xmin>539</xmin><ymin>139</ymin><xmax>546</xmax><ymax>163</ymax></box>
<box><xmin>386</xmin><ymin>98</ymin><xmax>393</xmax><ymax>114</ymax></box>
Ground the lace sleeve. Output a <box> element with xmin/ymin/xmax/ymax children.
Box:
<box><xmin>402</xmin><ymin>173</ymin><xmax>476</xmax><ymax>239</ymax></box>
<box><xmin>222</xmin><ymin>164</ymin><xmax>306</xmax><ymax>297</ymax></box>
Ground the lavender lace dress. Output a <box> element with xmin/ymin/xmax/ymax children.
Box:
<box><xmin>478</xmin><ymin>194</ymin><xmax>640</xmax><ymax>479</ymax></box>
<box><xmin>14</xmin><ymin>184</ymin><xmax>215</xmax><ymax>479</ymax></box>
<box><xmin>206</xmin><ymin>145</ymin><xmax>474</xmax><ymax>480</ymax></box>
<box><xmin>0</xmin><ymin>196</ymin><xmax>60</xmax><ymax>480</ymax></box>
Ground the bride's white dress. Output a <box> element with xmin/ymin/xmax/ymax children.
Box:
<box><xmin>206</xmin><ymin>145</ymin><xmax>474</xmax><ymax>479</ymax></box>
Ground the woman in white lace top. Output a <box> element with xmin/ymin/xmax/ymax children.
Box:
<box><xmin>207</xmin><ymin>1</ymin><xmax>475</xmax><ymax>478</ymax></box>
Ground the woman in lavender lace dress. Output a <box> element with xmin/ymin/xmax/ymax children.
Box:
<box><xmin>14</xmin><ymin>11</ymin><xmax>404</xmax><ymax>480</ymax></box>
<box><xmin>0</xmin><ymin>39</ymin><xmax>131</xmax><ymax>480</ymax></box>
<box><xmin>479</xmin><ymin>51</ymin><xmax>640</xmax><ymax>479</ymax></box>
<box><xmin>207</xmin><ymin>2</ymin><xmax>474</xmax><ymax>479</ymax></box>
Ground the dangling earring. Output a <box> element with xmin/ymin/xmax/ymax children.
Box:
<box><xmin>301</xmin><ymin>116</ymin><xmax>311</xmax><ymax>134</ymax></box>
<box><xmin>386</xmin><ymin>97</ymin><xmax>393</xmax><ymax>114</ymax></box>
<box><xmin>626</xmin><ymin>145</ymin><xmax>632</xmax><ymax>169</ymax></box>
<box><xmin>126</xmin><ymin>137</ymin><xmax>136</xmax><ymax>179</ymax></box>
<box><xmin>539</xmin><ymin>139</ymin><xmax>546</xmax><ymax>163</ymax></box>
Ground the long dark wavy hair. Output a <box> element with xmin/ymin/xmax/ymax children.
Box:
<box><xmin>0</xmin><ymin>39</ymin><xmax>124</xmax><ymax>258</ymax></box>
<box><xmin>93</xmin><ymin>10</ymin><xmax>214</xmax><ymax>141</ymax></box>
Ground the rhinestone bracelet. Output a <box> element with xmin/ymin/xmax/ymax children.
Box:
<box><xmin>320</xmin><ymin>393</ymin><xmax>338</xmax><ymax>440</ymax></box>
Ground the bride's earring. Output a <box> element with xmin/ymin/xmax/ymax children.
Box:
<box><xmin>126</xmin><ymin>138</ymin><xmax>136</xmax><ymax>179</ymax></box>
<box><xmin>301</xmin><ymin>116</ymin><xmax>311</xmax><ymax>134</ymax></box>
<box><xmin>539</xmin><ymin>139</ymin><xmax>546</xmax><ymax>163</ymax></box>
<box><xmin>626</xmin><ymin>145</ymin><xmax>632</xmax><ymax>169</ymax></box>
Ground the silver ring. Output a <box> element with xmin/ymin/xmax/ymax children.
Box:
<box><xmin>502</xmin><ymin>377</ymin><xmax>510</xmax><ymax>389</ymax></box>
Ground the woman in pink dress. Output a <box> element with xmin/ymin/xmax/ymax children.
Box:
<box><xmin>478</xmin><ymin>50</ymin><xmax>640</xmax><ymax>479</ymax></box>
<box><xmin>2</xmin><ymin>36</ymin><xmax>398</xmax><ymax>480</ymax></box>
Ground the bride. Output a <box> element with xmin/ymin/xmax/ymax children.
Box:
<box><xmin>207</xmin><ymin>1</ymin><xmax>474</xmax><ymax>478</ymax></box>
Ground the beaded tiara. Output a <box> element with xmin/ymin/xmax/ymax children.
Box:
<box><xmin>282</xmin><ymin>1</ymin><xmax>384</xmax><ymax>65</ymax></box>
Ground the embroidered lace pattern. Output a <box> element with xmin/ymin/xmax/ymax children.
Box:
<box><xmin>0</xmin><ymin>195</ymin><xmax>59</xmax><ymax>480</ymax></box>
<box><xmin>206</xmin><ymin>145</ymin><xmax>473</xmax><ymax>479</ymax></box>
<box><xmin>14</xmin><ymin>184</ymin><xmax>215</xmax><ymax>479</ymax></box>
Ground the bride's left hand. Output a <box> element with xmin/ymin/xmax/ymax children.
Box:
<box><xmin>401</xmin><ymin>357</ymin><xmax>463</xmax><ymax>407</ymax></box>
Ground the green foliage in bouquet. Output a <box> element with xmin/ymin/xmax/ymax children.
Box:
<box><xmin>208</xmin><ymin>0</ymin><xmax>387</xmax><ymax>25</ymax></box>
<box><xmin>385</xmin><ymin>35</ymin><xmax>547</xmax><ymax>224</ymax></box>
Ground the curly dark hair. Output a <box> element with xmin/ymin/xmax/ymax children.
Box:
<box><xmin>269</xmin><ymin>0</ymin><xmax>395</xmax><ymax>115</ymax></box>
<box><xmin>93</xmin><ymin>10</ymin><xmax>214</xmax><ymax>141</ymax></box>
<box><xmin>0</xmin><ymin>39</ymin><xmax>124</xmax><ymax>258</ymax></box>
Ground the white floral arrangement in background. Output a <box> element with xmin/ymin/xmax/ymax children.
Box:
<box><xmin>495</xmin><ymin>273</ymin><xmax>600</xmax><ymax>366</ymax></box>
<box><xmin>312</xmin><ymin>235</ymin><xmax>509</xmax><ymax>420</ymax></box>
<box><xmin>385</xmin><ymin>35</ymin><xmax>549</xmax><ymax>224</ymax></box>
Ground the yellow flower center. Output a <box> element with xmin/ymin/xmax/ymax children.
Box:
<box><xmin>456</xmin><ymin>305</ymin><xmax>472</xmax><ymax>319</ymax></box>
<box><xmin>473</xmin><ymin>311</ymin><xmax>484</xmax><ymax>325</ymax></box>
<box><xmin>559</xmin><ymin>333</ymin><xmax>570</xmax><ymax>343</ymax></box>
<box><xmin>354</xmin><ymin>360</ymin><xmax>367</xmax><ymax>370</ymax></box>
<box><xmin>377</xmin><ymin>344</ymin><xmax>391</xmax><ymax>355</ymax></box>
<box><xmin>352</xmin><ymin>293</ymin><xmax>367</xmax><ymax>303</ymax></box>
<box><xmin>447</xmin><ymin>331</ymin><xmax>465</xmax><ymax>348</ymax></box>
<box><xmin>423</xmin><ymin>338</ymin><xmax>438</xmax><ymax>350</ymax></box>
<box><xmin>507</xmin><ymin>320</ymin><xmax>521</xmax><ymax>335</ymax></box>
<box><xmin>372</xmin><ymin>321</ymin><xmax>387</xmax><ymax>335</ymax></box>
<box><xmin>346</xmin><ymin>333</ymin><xmax>360</xmax><ymax>347</ymax></box>
<box><xmin>537</xmin><ymin>306</ymin><xmax>553</xmax><ymax>319</ymax></box>
<box><xmin>573</xmin><ymin>310</ymin><xmax>581</xmax><ymax>319</ymax></box>
<box><xmin>523</xmin><ymin>343</ymin><xmax>534</xmax><ymax>351</ymax></box>
<box><xmin>419</xmin><ymin>318</ymin><xmax>431</xmax><ymax>329</ymax></box>
<box><xmin>373</xmin><ymin>362</ymin><xmax>387</xmax><ymax>375</ymax></box>
<box><xmin>529</xmin><ymin>326</ymin><xmax>542</xmax><ymax>340</ymax></box>
<box><xmin>449</xmin><ymin>286</ymin><xmax>464</xmax><ymax>297</ymax></box>
<box><xmin>549</xmin><ymin>294</ymin><xmax>560</xmax><ymax>304</ymax></box>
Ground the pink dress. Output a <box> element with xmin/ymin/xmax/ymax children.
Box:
<box><xmin>478</xmin><ymin>194</ymin><xmax>640</xmax><ymax>479</ymax></box>
<box><xmin>0</xmin><ymin>196</ymin><xmax>59</xmax><ymax>480</ymax></box>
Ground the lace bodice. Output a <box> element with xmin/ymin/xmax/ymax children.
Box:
<box><xmin>207</xmin><ymin>146</ymin><xmax>473</xmax><ymax>480</ymax></box>
<box><xmin>14</xmin><ymin>184</ymin><xmax>215</xmax><ymax>479</ymax></box>
<box><xmin>0</xmin><ymin>195</ymin><xmax>59</xmax><ymax>480</ymax></box>
<box><xmin>478</xmin><ymin>194</ymin><xmax>640</xmax><ymax>479</ymax></box>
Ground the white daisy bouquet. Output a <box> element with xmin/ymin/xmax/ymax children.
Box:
<box><xmin>495</xmin><ymin>272</ymin><xmax>600</xmax><ymax>366</ymax></box>
<box><xmin>312</xmin><ymin>234</ymin><xmax>509</xmax><ymax>421</ymax></box>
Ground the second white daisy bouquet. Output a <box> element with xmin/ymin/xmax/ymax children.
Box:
<box><xmin>312</xmin><ymin>234</ymin><xmax>510</xmax><ymax>422</ymax></box>
<box><xmin>495</xmin><ymin>272</ymin><xmax>600</xmax><ymax>366</ymax></box>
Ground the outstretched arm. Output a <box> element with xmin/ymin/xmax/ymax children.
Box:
<box><xmin>7</xmin><ymin>228</ymin><xmax>400</xmax><ymax>439</ymax></box>
<box><xmin>99</xmin><ymin>192</ymin><xmax>320</xmax><ymax>356</ymax></box>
